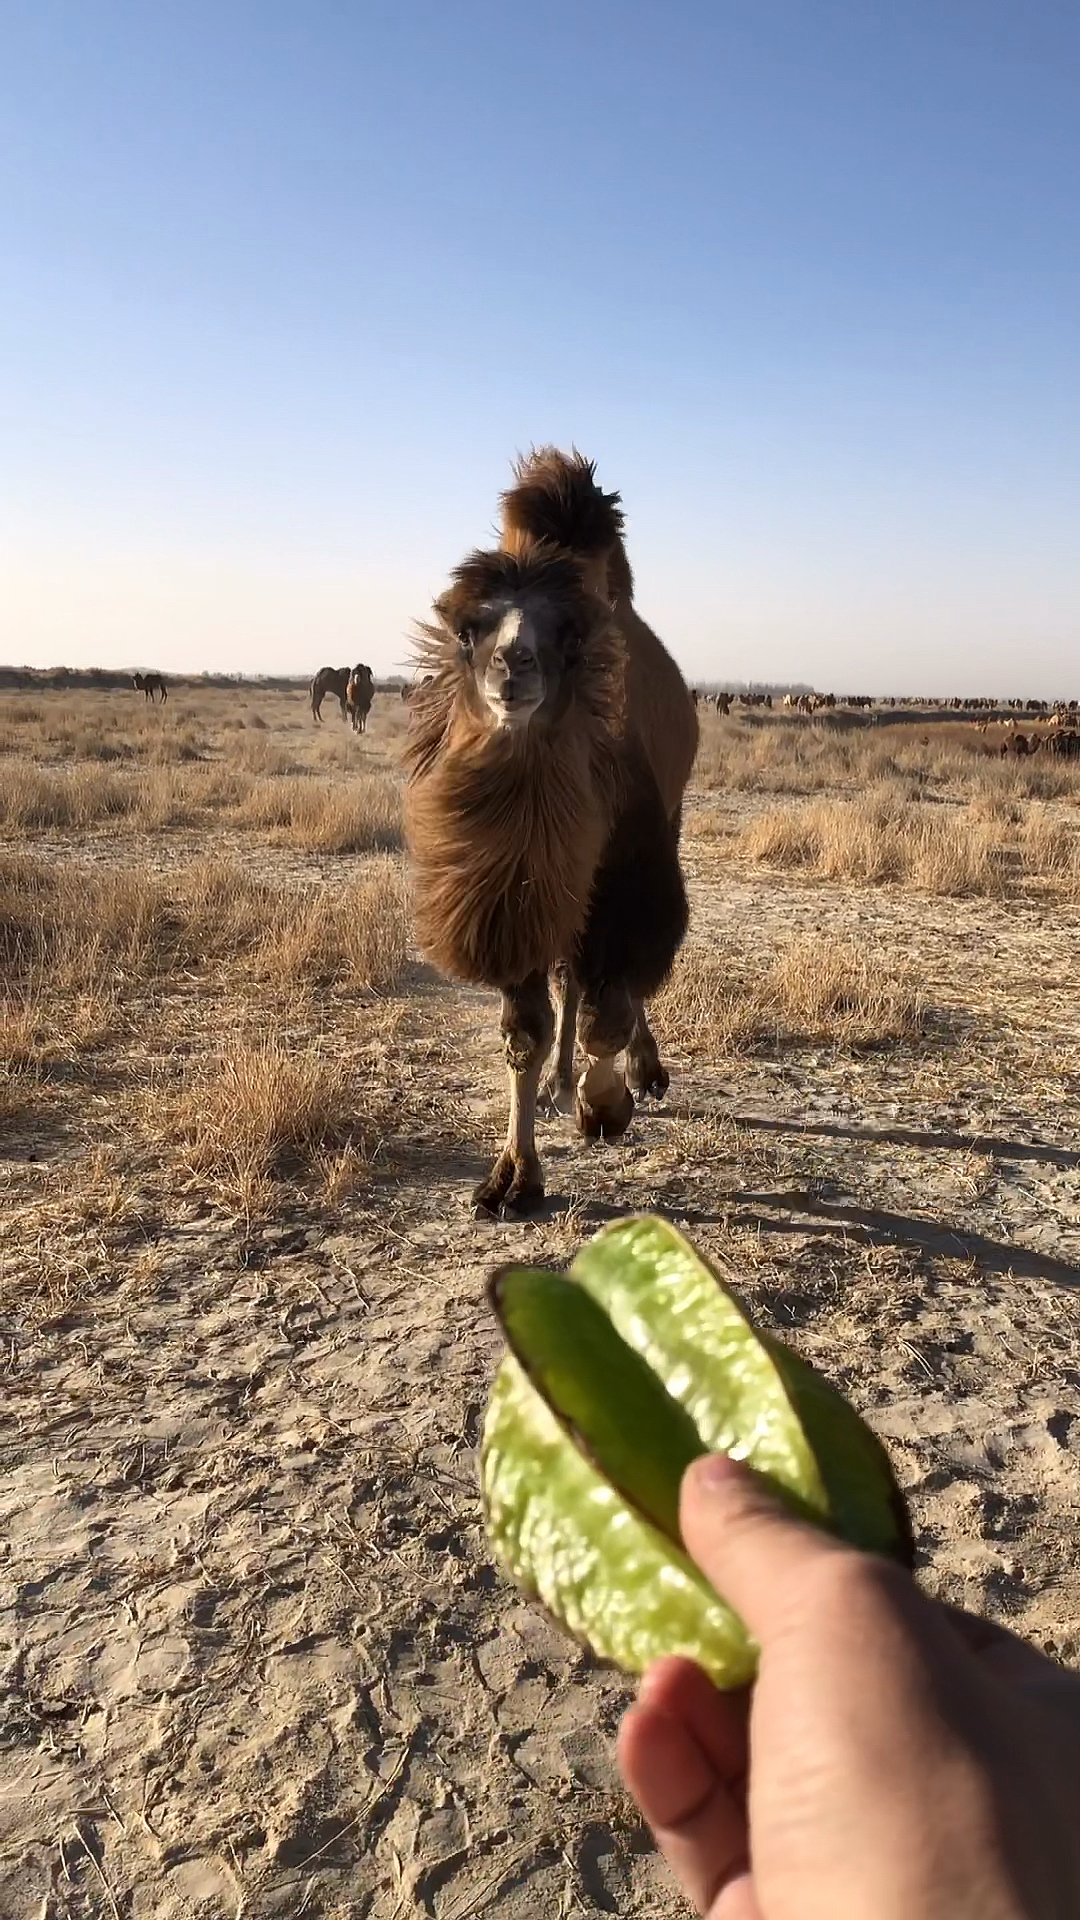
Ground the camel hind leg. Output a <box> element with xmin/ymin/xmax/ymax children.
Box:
<box><xmin>572</xmin><ymin>777</ymin><xmax>687</xmax><ymax>1136</ymax></box>
<box><xmin>576</xmin><ymin>983</ymin><xmax>635</xmax><ymax>1140</ymax></box>
<box><xmin>473</xmin><ymin>972</ymin><xmax>553</xmax><ymax>1219</ymax></box>
<box><xmin>540</xmin><ymin>964</ymin><xmax>579</xmax><ymax>1116</ymax></box>
<box><xmin>627</xmin><ymin>1000</ymin><xmax>670</xmax><ymax>1099</ymax></box>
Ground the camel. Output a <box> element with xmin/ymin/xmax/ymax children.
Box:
<box><xmin>133</xmin><ymin>672</ymin><xmax>167</xmax><ymax>704</ymax></box>
<box><xmin>309</xmin><ymin>666</ymin><xmax>352</xmax><ymax>722</ymax></box>
<box><xmin>346</xmin><ymin>663</ymin><xmax>375</xmax><ymax>733</ymax></box>
<box><xmin>404</xmin><ymin>448</ymin><xmax>697</xmax><ymax>1218</ymax></box>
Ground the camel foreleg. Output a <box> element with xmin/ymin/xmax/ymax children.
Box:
<box><xmin>576</xmin><ymin>983</ymin><xmax>635</xmax><ymax>1140</ymax></box>
<box><xmin>473</xmin><ymin>971</ymin><xmax>553</xmax><ymax>1219</ymax></box>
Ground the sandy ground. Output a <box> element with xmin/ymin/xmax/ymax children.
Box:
<box><xmin>2</xmin><ymin>699</ymin><xmax>1079</xmax><ymax>1918</ymax></box>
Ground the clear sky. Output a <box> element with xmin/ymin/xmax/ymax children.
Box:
<box><xmin>2</xmin><ymin>1</ymin><xmax>1077</xmax><ymax>694</ymax></box>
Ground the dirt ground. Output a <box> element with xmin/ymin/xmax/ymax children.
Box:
<box><xmin>2</xmin><ymin>690</ymin><xmax>1079</xmax><ymax>1918</ymax></box>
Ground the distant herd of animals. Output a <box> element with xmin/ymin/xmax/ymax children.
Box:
<box><xmin>117</xmin><ymin>666</ymin><xmax>1075</xmax><ymax>751</ymax></box>
<box><xmin>308</xmin><ymin>662</ymin><xmax>375</xmax><ymax>731</ymax></box>
<box><xmin>692</xmin><ymin>687</ymin><xmax>1080</xmax><ymax>721</ymax></box>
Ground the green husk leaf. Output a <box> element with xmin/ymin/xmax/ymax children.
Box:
<box><xmin>480</xmin><ymin>1214</ymin><xmax>912</xmax><ymax>1690</ymax></box>
<box><xmin>490</xmin><ymin>1266</ymin><xmax>706</xmax><ymax>1544</ymax></box>
<box><xmin>482</xmin><ymin>1349</ymin><xmax>757</xmax><ymax>1687</ymax></box>
<box><xmin>571</xmin><ymin>1217</ymin><xmax>912</xmax><ymax>1565</ymax></box>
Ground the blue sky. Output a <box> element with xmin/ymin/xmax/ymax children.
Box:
<box><xmin>1</xmin><ymin>0</ymin><xmax>1077</xmax><ymax>692</ymax></box>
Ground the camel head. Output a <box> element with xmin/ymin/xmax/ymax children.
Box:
<box><xmin>434</xmin><ymin>547</ymin><xmax>608</xmax><ymax>736</ymax></box>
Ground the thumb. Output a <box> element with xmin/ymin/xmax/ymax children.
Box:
<box><xmin>680</xmin><ymin>1454</ymin><xmax>849</xmax><ymax>1647</ymax></box>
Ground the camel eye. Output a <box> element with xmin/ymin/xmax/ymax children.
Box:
<box><xmin>458</xmin><ymin>627</ymin><xmax>476</xmax><ymax>662</ymax></box>
<box><xmin>559</xmin><ymin>623</ymin><xmax>582</xmax><ymax>664</ymax></box>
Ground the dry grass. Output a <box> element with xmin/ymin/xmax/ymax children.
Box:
<box><xmin>733</xmin><ymin>783</ymin><xmax>1080</xmax><ymax>896</ymax></box>
<box><xmin>694</xmin><ymin>709</ymin><xmax>1080</xmax><ymax>803</ymax></box>
<box><xmin>0</xmin><ymin>758</ymin><xmax>402</xmax><ymax>847</ymax></box>
<box><xmin>236</xmin><ymin>772</ymin><xmax>402</xmax><ymax>851</ymax></box>
<box><xmin>657</xmin><ymin>934</ymin><xmax>928</xmax><ymax>1057</ymax></box>
<box><xmin>0</xmin><ymin>852</ymin><xmax>410</xmax><ymax>1013</ymax></box>
<box><xmin>252</xmin><ymin>857</ymin><xmax>409</xmax><ymax>990</ymax></box>
<box><xmin>736</xmin><ymin>791</ymin><xmax>1009</xmax><ymax>895</ymax></box>
<box><xmin>170</xmin><ymin>1042</ymin><xmax>363</xmax><ymax>1209</ymax></box>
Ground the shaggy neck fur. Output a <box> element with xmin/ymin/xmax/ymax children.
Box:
<box><xmin>407</xmin><ymin>703</ymin><xmax>619</xmax><ymax>987</ymax></box>
<box><xmin>404</xmin><ymin>596</ymin><xmax>625</xmax><ymax>990</ymax></box>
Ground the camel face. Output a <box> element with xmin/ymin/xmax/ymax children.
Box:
<box><xmin>469</xmin><ymin>598</ymin><xmax>569</xmax><ymax>733</ymax></box>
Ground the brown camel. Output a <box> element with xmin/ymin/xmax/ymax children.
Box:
<box><xmin>346</xmin><ymin>663</ymin><xmax>375</xmax><ymax>732</ymax></box>
<box><xmin>404</xmin><ymin>448</ymin><xmax>698</xmax><ymax>1217</ymax></box>
<box><xmin>132</xmin><ymin>672</ymin><xmax>168</xmax><ymax>704</ymax></box>
<box><xmin>309</xmin><ymin>666</ymin><xmax>352</xmax><ymax>722</ymax></box>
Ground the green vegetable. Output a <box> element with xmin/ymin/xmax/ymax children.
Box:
<box><xmin>480</xmin><ymin>1215</ymin><xmax>912</xmax><ymax>1689</ymax></box>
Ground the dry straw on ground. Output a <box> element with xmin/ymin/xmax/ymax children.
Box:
<box><xmin>170</xmin><ymin>1041</ymin><xmax>364</xmax><ymax>1210</ymax></box>
<box><xmin>733</xmin><ymin>787</ymin><xmax>1080</xmax><ymax>898</ymax></box>
<box><xmin>658</xmin><ymin>932</ymin><xmax>927</xmax><ymax>1057</ymax></box>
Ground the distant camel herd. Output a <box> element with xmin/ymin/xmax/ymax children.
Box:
<box><xmin>309</xmin><ymin>662</ymin><xmax>375</xmax><ymax>731</ymax></box>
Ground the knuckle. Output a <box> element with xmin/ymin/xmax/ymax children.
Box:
<box><xmin>803</xmin><ymin>1545</ymin><xmax>910</xmax><ymax>1621</ymax></box>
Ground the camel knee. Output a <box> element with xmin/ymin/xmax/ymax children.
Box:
<box><xmin>501</xmin><ymin>975</ymin><xmax>554</xmax><ymax>1070</ymax></box>
<box><xmin>578</xmin><ymin>984</ymin><xmax>635</xmax><ymax>1061</ymax></box>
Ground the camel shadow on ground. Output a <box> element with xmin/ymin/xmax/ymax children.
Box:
<box><xmin>572</xmin><ymin>1187</ymin><xmax>1080</xmax><ymax>1291</ymax></box>
<box><xmin>652</xmin><ymin>1107</ymin><xmax>1080</xmax><ymax>1173</ymax></box>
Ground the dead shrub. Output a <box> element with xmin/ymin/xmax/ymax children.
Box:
<box><xmin>254</xmin><ymin>858</ymin><xmax>409</xmax><ymax>991</ymax></box>
<box><xmin>0</xmin><ymin>854</ymin><xmax>410</xmax><ymax>1081</ymax></box>
<box><xmin>1018</xmin><ymin>806</ymin><xmax>1080</xmax><ymax>884</ymax></box>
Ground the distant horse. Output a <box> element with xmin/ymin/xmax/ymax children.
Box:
<box><xmin>133</xmin><ymin>672</ymin><xmax>168</xmax><ymax>704</ymax></box>
<box><xmin>310</xmin><ymin>666</ymin><xmax>351</xmax><ymax>722</ymax></box>
<box><xmin>346</xmin><ymin>663</ymin><xmax>375</xmax><ymax>733</ymax></box>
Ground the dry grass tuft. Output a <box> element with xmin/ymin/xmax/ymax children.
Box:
<box><xmin>737</xmin><ymin>791</ymin><xmax>1004</xmax><ymax>895</ymax></box>
<box><xmin>1</xmin><ymin>853</ymin><xmax>411</xmax><ymax>1012</ymax></box>
<box><xmin>171</xmin><ymin>1044</ymin><xmax>363</xmax><ymax>1207</ymax></box>
<box><xmin>657</xmin><ymin>935</ymin><xmax>927</xmax><ymax>1058</ymax></box>
<box><xmin>237</xmin><ymin>773</ymin><xmax>403</xmax><ymax>851</ymax></box>
<box><xmin>254</xmin><ymin>857</ymin><xmax>409</xmax><ymax>991</ymax></box>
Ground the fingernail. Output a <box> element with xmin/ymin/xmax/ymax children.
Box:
<box><xmin>686</xmin><ymin>1452</ymin><xmax>743</xmax><ymax>1496</ymax></box>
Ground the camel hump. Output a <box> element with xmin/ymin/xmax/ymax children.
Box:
<box><xmin>500</xmin><ymin>448</ymin><xmax>632</xmax><ymax>600</ymax></box>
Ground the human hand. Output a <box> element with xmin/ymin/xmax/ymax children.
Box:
<box><xmin>618</xmin><ymin>1454</ymin><xmax>1080</xmax><ymax>1919</ymax></box>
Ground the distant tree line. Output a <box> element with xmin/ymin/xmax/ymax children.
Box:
<box><xmin>0</xmin><ymin>666</ymin><xmax>410</xmax><ymax>694</ymax></box>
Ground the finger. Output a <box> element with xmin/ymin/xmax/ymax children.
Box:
<box><xmin>638</xmin><ymin>1656</ymin><xmax>751</xmax><ymax>1788</ymax></box>
<box><xmin>618</xmin><ymin>1695</ymin><xmax>750</xmax><ymax>1914</ymax></box>
<box><xmin>679</xmin><ymin>1454</ymin><xmax>851</xmax><ymax>1645</ymax></box>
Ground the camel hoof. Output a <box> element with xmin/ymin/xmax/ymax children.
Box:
<box><xmin>472</xmin><ymin>1152</ymin><xmax>544</xmax><ymax>1220</ymax></box>
<box><xmin>576</xmin><ymin>1084</ymin><xmax>635</xmax><ymax>1141</ymax></box>
<box><xmin>629</xmin><ymin>1060</ymin><xmax>670</xmax><ymax>1100</ymax></box>
<box><xmin>502</xmin><ymin>1174</ymin><xmax>545</xmax><ymax>1218</ymax></box>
